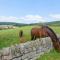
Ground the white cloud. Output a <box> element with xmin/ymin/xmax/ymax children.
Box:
<box><xmin>0</xmin><ymin>16</ymin><xmax>19</xmax><ymax>22</ymax></box>
<box><xmin>50</xmin><ymin>14</ymin><xmax>60</xmax><ymax>21</ymax></box>
<box><xmin>20</xmin><ymin>15</ymin><xmax>42</xmax><ymax>20</ymax></box>
<box><xmin>20</xmin><ymin>15</ymin><xmax>46</xmax><ymax>24</ymax></box>
<box><xmin>0</xmin><ymin>15</ymin><xmax>47</xmax><ymax>24</ymax></box>
<box><xmin>0</xmin><ymin>14</ymin><xmax>60</xmax><ymax>24</ymax></box>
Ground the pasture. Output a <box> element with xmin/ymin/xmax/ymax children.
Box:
<box><xmin>0</xmin><ymin>25</ymin><xmax>60</xmax><ymax>49</ymax></box>
<box><xmin>0</xmin><ymin>25</ymin><xmax>35</xmax><ymax>48</ymax></box>
<box><xmin>0</xmin><ymin>25</ymin><xmax>60</xmax><ymax>60</ymax></box>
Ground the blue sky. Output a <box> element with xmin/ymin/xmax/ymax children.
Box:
<box><xmin>0</xmin><ymin>0</ymin><xmax>60</xmax><ymax>24</ymax></box>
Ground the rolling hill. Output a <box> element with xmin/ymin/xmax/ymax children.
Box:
<box><xmin>0</xmin><ymin>22</ymin><xmax>27</xmax><ymax>26</ymax></box>
<box><xmin>0</xmin><ymin>21</ymin><xmax>60</xmax><ymax>26</ymax></box>
<box><xmin>46</xmin><ymin>21</ymin><xmax>60</xmax><ymax>26</ymax></box>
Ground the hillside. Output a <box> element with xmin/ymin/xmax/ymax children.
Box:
<box><xmin>0</xmin><ymin>22</ymin><xmax>27</xmax><ymax>26</ymax></box>
<box><xmin>46</xmin><ymin>21</ymin><xmax>60</xmax><ymax>26</ymax></box>
<box><xmin>0</xmin><ymin>21</ymin><xmax>60</xmax><ymax>26</ymax></box>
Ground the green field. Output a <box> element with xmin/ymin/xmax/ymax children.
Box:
<box><xmin>0</xmin><ymin>25</ymin><xmax>60</xmax><ymax>49</ymax></box>
<box><xmin>0</xmin><ymin>25</ymin><xmax>60</xmax><ymax>60</ymax></box>
<box><xmin>0</xmin><ymin>25</ymin><xmax>35</xmax><ymax>48</ymax></box>
<box><xmin>36</xmin><ymin>49</ymin><xmax>60</xmax><ymax>60</ymax></box>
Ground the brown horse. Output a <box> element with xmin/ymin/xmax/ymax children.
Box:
<box><xmin>31</xmin><ymin>25</ymin><xmax>60</xmax><ymax>52</ymax></box>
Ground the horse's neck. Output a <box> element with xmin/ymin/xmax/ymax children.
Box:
<box><xmin>46</xmin><ymin>27</ymin><xmax>59</xmax><ymax>42</ymax></box>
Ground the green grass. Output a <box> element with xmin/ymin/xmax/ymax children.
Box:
<box><xmin>49</xmin><ymin>26</ymin><xmax>60</xmax><ymax>34</ymax></box>
<box><xmin>36</xmin><ymin>49</ymin><xmax>60</xmax><ymax>60</ymax></box>
<box><xmin>0</xmin><ymin>25</ymin><xmax>60</xmax><ymax>48</ymax></box>
<box><xmin>0</xmin><ymin>25</ymin><xmax>60</xmax><ymax>60</ymax></box>
<box><xmin>0</xmin><ymin>25</ymin><xmax>36</xmax><ymax>48</ymax></box>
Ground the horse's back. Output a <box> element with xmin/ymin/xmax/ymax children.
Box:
<box><xmin>31</xmin><ymin>27</ymin><xmax>48</xmax><ymax>38</ymax></box>
<box><xmin>31</xmin><ymin>27</ymin><xmax>41</xmax><ymax>37</ymax></box>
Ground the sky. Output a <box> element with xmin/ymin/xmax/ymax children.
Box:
<box><xmin>0</xmin><ymin>0</ymin><xmax>60</xmax><ymax>24</ymax></box>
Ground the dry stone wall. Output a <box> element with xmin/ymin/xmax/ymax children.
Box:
<box><xmin>0</xmin><ymin>37</ymin><xmax>53</xmax><ymax>60</ymax></box>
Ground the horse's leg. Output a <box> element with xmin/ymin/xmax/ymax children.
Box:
<box><xmin>31</xmin><ymin>35</ymin><xmax>34</xmax><ymax>40</ymax></box>
<box><xmin>34</xmin><ymin>36</ymin><xmax>36</xmax><ymax>40</ymax></box>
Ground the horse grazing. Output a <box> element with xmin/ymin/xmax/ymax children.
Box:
<box><xmin>31</xmin><ymin>26</ymin><xmax>60</xmax><ymax>52</ymax></box>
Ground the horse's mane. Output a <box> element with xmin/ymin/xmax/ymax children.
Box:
<box><xmin>42</xmin><ymin>25</ymin><xmax>58</xmax><ymax>41</ymax></box>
